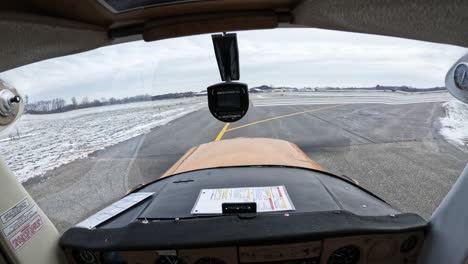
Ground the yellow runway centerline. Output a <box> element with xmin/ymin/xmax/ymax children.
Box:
<box><xmin>214</xmin><ymin>122</ymin><xmax>231</xmax><ymax>141</ymax></box>
<box><xmin>226</xmin><ymin>104</ymin><xmax>342</xmax><ymax>132</ymax></box>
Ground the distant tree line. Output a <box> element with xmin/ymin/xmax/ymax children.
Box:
<box><xmin>322</xmin><ymin>85</ymin><xmax>446</xmax><ymax>92</ymax></box>
<box><xmin>25</xmin><ymin>94</ymin><xmax>153</xmax><ymax>114</ymax></box>
<box><xmin>152</xmin><ymin>92</ymin><xmax>198</xmax><ymax>100</ymax></box>
<box><xmin>249</xmin><ymin>85</ymin><xmax>447</xmax><ymax>93</ymax></box>
<box><xmin>374</xmin><ymin>85</ymin><xmax>446</xmax><ymax>92</ymax></box>
<box><xmin>317</xmin><ymin>85</ymin><xmax>446</xmax><ymax>92</ymax></box>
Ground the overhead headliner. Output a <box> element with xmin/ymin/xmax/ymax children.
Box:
<box><xmin>0</xmin><ymin>0</ymin><xmax>467</xmax><ymax>72</ymax></box>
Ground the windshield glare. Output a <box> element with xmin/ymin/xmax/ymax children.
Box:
<box><xmin>0</xmin><ymin>28</ymin><xmax>467</xmax><ymax>232</ymax></box>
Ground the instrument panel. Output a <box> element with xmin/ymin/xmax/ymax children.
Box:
<box><xmin>65</xmin><ymin>231</ymin><xmax>424</xmax><ymax>264</ymax></box>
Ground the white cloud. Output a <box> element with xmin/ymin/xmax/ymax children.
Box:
<box><xmin>0</xmin><ymin>28</ymin><xmax>466</xmax><ymax>102</ymax></box>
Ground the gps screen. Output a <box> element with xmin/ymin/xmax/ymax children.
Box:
<box><xmin>217</xmin><ymin>92</ymin><xmax>240</xmax><ymax>109</ymax></box>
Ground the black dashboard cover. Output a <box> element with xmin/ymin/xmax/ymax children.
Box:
<box><xmin>60</xmin><ymin>167</ymin><xmax>427</xmax><ymax>250</ymax></box>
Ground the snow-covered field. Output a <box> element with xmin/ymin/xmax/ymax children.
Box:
<box><xmin>439</xmin><ymin>100</ymin><xmax>468</xmax><ymax>152</ymax></box>
<box><xmin>0</xmin><ymin>98</ymin><xmax>205</xmax><ymax>182</ymax></box>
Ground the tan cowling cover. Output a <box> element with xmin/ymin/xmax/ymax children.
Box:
<box><xmin>161</xmin><ymin>138</ymin><xmax>323</xmax><ymax>178</ymax></box>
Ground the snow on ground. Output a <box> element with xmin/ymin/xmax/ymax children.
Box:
<box><xmin>251</xmin><ymin>91</ymin><xmax>452</xmax><ymax>106</ymax></box>
<box><xmin>439</xmin><ymin>100</ymin><xmax>468</xmax><ymax>152</ymax></box>
<box><xmin>0</xmin><ymin>98</ymin><xmax>205</xmax><ymax>182</ymax></box>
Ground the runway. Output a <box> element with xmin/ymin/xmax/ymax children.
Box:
<box><xmin>23</xmin><ymin>92</ymin><xmax>468</xmax><ymax>232</ymax></box>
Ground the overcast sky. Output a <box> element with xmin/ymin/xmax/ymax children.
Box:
<box><xmin>0</xmin><ymin>28</ymin><xmax>466</xmax><ymax>102</ymax></box>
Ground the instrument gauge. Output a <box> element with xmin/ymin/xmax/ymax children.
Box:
<box><xmin>327</xmin><ymin>245</ymin><xmax>360</xmax><ymax>264</ymax></box>
<box><xmin>72</xmin><ymin>250</ymin><xmax>98</xmax><ymax>264</ymax></box>
<box><xmin>454</xmin><ymin>63</ymin><xmax>468</xmax><ymax>90</ymax></box>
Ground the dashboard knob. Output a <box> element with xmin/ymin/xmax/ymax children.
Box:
<box><xmin>72</xmin><ymin>250</ymin><xmax>98</xmax><ymax>264</ymax></box>
<box><xmin>400</xmin><ymin>235</ymin><xmax>419</xmax><ymax>254</ymax></box>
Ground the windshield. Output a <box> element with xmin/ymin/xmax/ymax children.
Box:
<box><xmin>0</xmin><ymin>28</ymin><xmax>467</xmax><ymax>232</ymax></box>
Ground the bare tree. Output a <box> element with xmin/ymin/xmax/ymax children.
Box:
<box><xmin>81</xmin><ymin>96</ymin><xmax>89</xmax><ymax>105</ymax></box>
<box><xmin>51</xmin><ymin>98</ymin><xmax>65</xmax><ymax>110</ymax></box>
<box><xmin>92</xmin><ymin>99</ymin><xmax>101</xmax><ymax>106</ymax></box>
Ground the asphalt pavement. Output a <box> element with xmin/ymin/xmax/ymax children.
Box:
<box><xmin>23</xmin><ymin>96</ymin><xmax>468</xmax><ymax>232</ymax></box>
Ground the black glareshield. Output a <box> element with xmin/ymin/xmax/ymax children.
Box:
<box><xmin>207</xmin><ymin>82</ymin><xmax>249</xmax><ymax>122</ymax></box>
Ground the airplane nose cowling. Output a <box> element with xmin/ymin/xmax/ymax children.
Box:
<box><xmin>161</xmin><ymin>137</ymin><xmax>324</xmax><ymax>178</ymax></box>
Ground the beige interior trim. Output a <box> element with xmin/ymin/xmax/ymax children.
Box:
<box><xmin>0</xmin><ymin>12</ymin><xmax>109</xmax><ymax>72</ymax></box>
<box><xmin>0</xmin><ymin>158</ymin><xmax>66</xmax><ymax>263</ymax></box>
<box><xmin>293</xmin><ymin>0</ymin><xmax>468</xmax><ymax>47</ymax></box>
<box><xmin>143</xmin><ymin>11</ymin><xmax>279</xmax><ymax>41</ymax></box>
